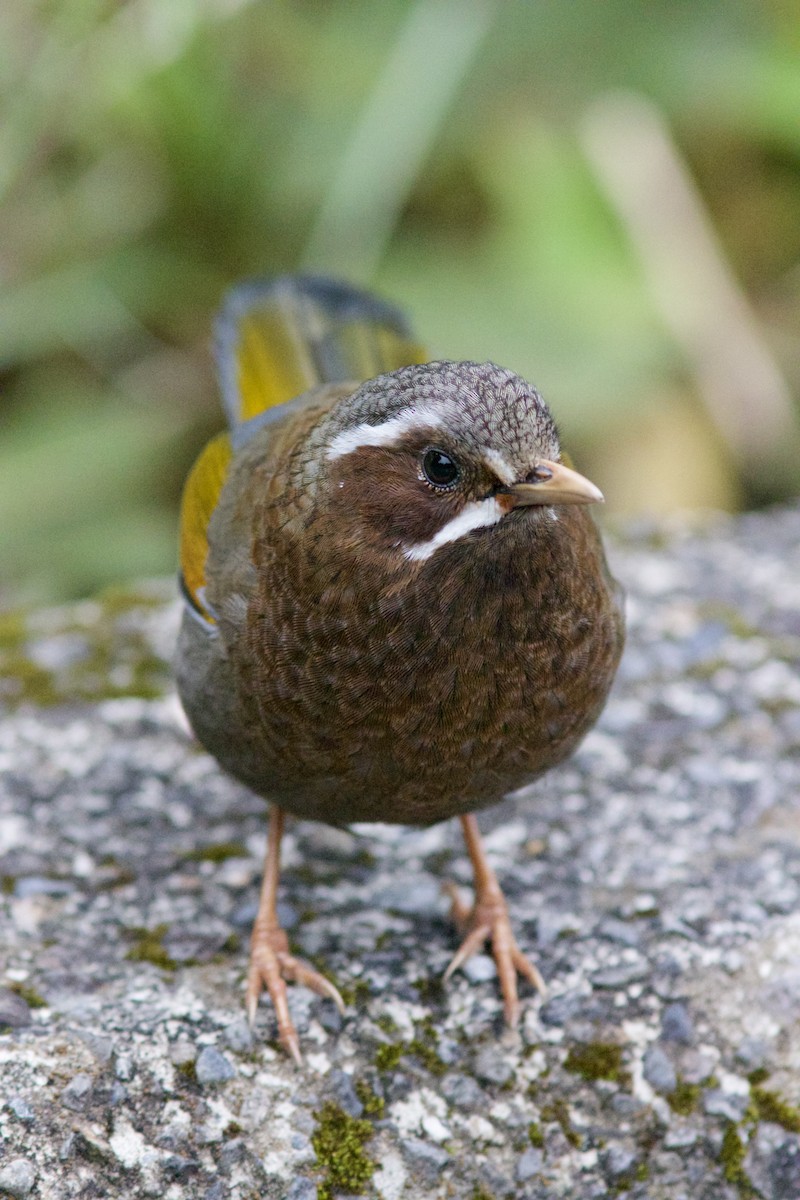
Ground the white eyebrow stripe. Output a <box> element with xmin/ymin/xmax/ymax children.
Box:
<box><xmin>325</xmin><ymin>408</ymin><xmax>445</xmax><ymax>461</ymax></box>
<box><xmin>403</xmin><ymin>498</ymin><xmax>504</xmax><ymax>562</ymax></box>
<box><xmin>482</xmin><ymin>447</ymin><xmax>516</xmax><ymax>486</ymax></box>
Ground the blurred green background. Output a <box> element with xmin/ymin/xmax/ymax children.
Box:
<box><xmin>2</xmin><ymin>0</ymin><xmax>800</xmax><ymax>607</ymax></box>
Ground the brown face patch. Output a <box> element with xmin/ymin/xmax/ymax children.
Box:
<box><xmin>326</xmin><ymin>440</ymin><xmax>470</xmax><ymax>552</ymax></box>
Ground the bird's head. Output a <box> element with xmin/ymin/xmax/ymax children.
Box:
<box><xmin>318</xmin><ymin>360</ymin><xmax>603</xmax><ymax>563</ymax></box>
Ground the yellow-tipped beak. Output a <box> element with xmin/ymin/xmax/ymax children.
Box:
<box><xmin>503</xmin><ymin>459</ymin><xmax>604</xmax><ymax>507</ymax></box>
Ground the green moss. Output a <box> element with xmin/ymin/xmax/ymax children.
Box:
<box><xmin>354</xmin><ymin>1079</ymin><xmax>384</xmax><ymax>1117</ymax></box>
<box><xmin>720</xmin><ymin>1124</ymin><xmax>751</xmax><ymax>1192</ymax></box>
<box><xmin>124</xmin><ymin>923</ymin><xmax>176</xmax><ymax>971</ymax></box>
<box><xmin>0</xmin><ymin>589</ymin><xmax>172</xmax><ymax>712</ymax></box>
<box><xmin>374</xmin><ymin>1043</ymin><xmax>403</xmax><ymax>1072</ymax></box>
<box><xmin>375</xmin><ymin>1013</ymin><xmax>399</xmax><ymax>1036</ymax></box>
<box><xmin>1</xmin><ymin>652</ymin><xmax>61</xmax><ymax>706</ymax></box>
<box><xmin>372</xmin><ymin>1020</ymin><xmax>446</xmax><ymax>1076</ymax></box>
<box><xmin>183</xmin><ymin>841</ymin><xmax>247</xmax><ymax>864</ymax></box>
<box><xmin>746</xmin><ymin>1067</ymin><xmax>770</xmax><ymax>1087</ymax></box>
<box><xmin>751</xmin><ymin>1085</ymin><xmax>800</xmax><ymax>1133</ymax></box>
<box><xmin>339</xmin><ymin>979</ymin><xmax>371</xmax><ymax>1007</ymax></box>
<box><xmin>563</xmin><ymin>1041</ymin><xmax>627</xmax><ymax>1085</ymax></box>
<box><xmin>697</xmin><ymin>602</ymin><xmax>759</xmax><ymax>641</ymax></box>
<box><xmin>174</xmin><ymin>1058</ymin><xmax>198</xmax><ymax>1083</ymax></box>
<box><xmin>470</xmin><ymin>1188</ymin><xmax>496</xmax><ymax>1200</ymax></box>
<box><xmin>219</xmin><ymin>933</ymin><xmax>241</xmax><ymax>955</ymax></box>
<box><xmin>540</xmin><ymin>1099</ymin><xmax>581</xmax><ymax>1148</ymax></box>
<box><xmin>408</xmin><ymin>1019</ymin><xmax>447</xmax><ymax>1076</ymax></box>
<box><xmin>94</xmin><ymin>584</ymin><xmax>166</xmax><ymax>616</ymax></box>
<box><xmin>412</xmin><ymin>974</ymin><xmax>445</xmax><ymax>1005</ymax></box>
<box><xmin>667</xmin><ymin>1079</ymin><xmax>701</xmax><ymax>1115</ymax></box>
<box><xmin>8</xmin><ymin>981</ymin><xmax>47</xmax><ymax>1008</ymax></box>
<box><xmin>611</xmin><ymin>1160</ymin><xmax>649</xmax><ymax>1195</ymax></box>
<box><xmin>312</xmin><ymin>1102</ymin><xmax>375</xmax><ymax>1199</ymax></box>
<box><xmin>528</xmin><ymin>1121</ymin><xmax>544</xmax><ymax>1148</ymax></box>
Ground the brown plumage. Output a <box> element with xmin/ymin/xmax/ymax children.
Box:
<box><xmin>176</xmin><ymin>279</ymin><xmax>624</xmax><ymax>1061</ymax></box>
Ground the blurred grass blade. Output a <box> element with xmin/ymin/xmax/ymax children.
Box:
<box><xmin>303</xmin><ymin>0</ymin><xmax>500</xmax><ymax>281</ymax></box>
<box><xmin>581</xmin><ymin>92</ymin><xmax>800</xmax><ymax>479</ymax></box>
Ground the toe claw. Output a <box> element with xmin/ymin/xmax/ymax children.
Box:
<box><xmin>443</xmin><ymin>924</ymin><xmax>490</xmax><ymax>981</ymax></box>
<box><xmin>246</xmin><ymin>928</ymin><xmax>345</xmax><ymax>1060</ymax></box>
<box><xmin>443</xmin><ymin>879</ymin><xmax>544</xmax><ymax>1024</ymax></box>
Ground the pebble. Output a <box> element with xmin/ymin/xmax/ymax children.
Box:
<box><xmin>660</xmin><ymin>1002</ymin><xmax>694</xmax><ymax>1044</ymax></box>
<box><xmin>6</xmin><ymin>1097</ymin><xmax>35</xmax><ymax>1124</ymax></box>
<box><xmin>0</xmin><ymin>1159</ymin><xmax>36</xmax><ymax>1198</ymax></box>
<box><xmin>462</xmin><ymin>954</ymin><xmax>497</xmax><ymax>983</ymax></box>
<box><xmin>596</xmin><ymin>916</ymin><xmax>642</xmax><ymax>947</ymax></box>
<box><xmin>286</xmin><ymin>1180</ymin><xmax>318</xmax><ymax>1200</ymax></box>
<box><xmin>601</xmin><ymin>1144</ymin><xmax>638</xmax><ymax>1180</ymax></box>
<box><xmin>440</xmin><ymin>1073</ymin><xmax>486</xmax><ymax>1111</ymax></box>
<box><xmin>59</xmin><ymin>1073</ymin><xmax>93</xmax><ymax>1111</ymax></box>
<box><xmin>643</xmin><ymin>1046</ymin><xmax>677</xmax><ymax>1095</ymax></box>
<box><xmin>473</xmin><ymin>1046</ymin><xmax>514</xmax><ymax>1087</ymax></box>
<box><xmin>195</xmin><ymin>1047</ymin><xmax>236</xmax><ymax>1085</ymax></box>
<box><xmin>329</xmin><ymin>1068</ymin><xmax>364</xmax><ymax>1118</ymax></box>
<box><xmin>702</xmin><ymin>1089</ymin><xmax>749</xmax><ymax>1122</ymax></box>
<box><xmin>0</xmin><ymin>988</ymin><xmax>31</xmax><ymax>1028</ymax></box>
<box><xmin>515</xmin><ymin>1147</ymin><xmax>543</xmax><ymax>1182</ymax></box>
<box><xmin>401</xmin><ymin>1136</ymin><xmax>450</xmax><ymax>1181</ymax></box>
<box><xmin>222</xmin><ymin>1016</ymin><xmax>254</xmax><ymax>1053</ymax></box>
<box><xmin>14</xmin><ymin>876</ymin><xmax>74</xmax><ymax>898</ymax></box>
<box><xmin>591</xmin><ymin>961</ymin><xmax>648</xmax><ymax>989</ymax></box>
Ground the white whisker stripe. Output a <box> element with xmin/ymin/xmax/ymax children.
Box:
<box><xmin>403</xmin><ymin>498</ymin><xmax>504</xmax><ymax>562</ymax></box>
<box><xmin>482</xmin><ymin>447</ymin><xmax>516</xmax><ymax>486</ymax></box>
<box><xmin>326</xmin><ymin>408</ymin><xmax>444</xmax><ymax>461</ymax></box>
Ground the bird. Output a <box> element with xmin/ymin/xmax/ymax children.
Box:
<box><xmin>175</xmin><ymin>275</ymin><xmax>624</xmax><ymax>1062</ymax></box>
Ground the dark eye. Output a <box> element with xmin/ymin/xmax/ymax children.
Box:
<box><xmin>421</xmin><ymin>448</ymin><xmax>460</xmax><ymax>489</ymax></box>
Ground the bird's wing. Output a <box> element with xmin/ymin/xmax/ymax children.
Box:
<box><xmin>214</xmin><ymin>275</ymin><xmax>426</xmax><ymax>447</ymax></box>
<box><xmin>179</xmin><ymin>275</ymin><xmax>427</xmax><ymax>624</ymax></box>
<box><xmin>178</xmin><ymin>432</ymin><xmax>233</xmax><ymax>624</ymax></box>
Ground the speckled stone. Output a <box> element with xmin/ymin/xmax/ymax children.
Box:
<box><xmin>0</xmin><ymin>988</ymin><xmax>31</xmax><ymax>1028</ymax></box>
<box><xmin>643</xmin><ymin>1045</ymin><xmax>677</xmax><ymax>1094</ymax></box>
<box><xmin>195</xmin><ymin>1047</ymin><xmax>235</xmax><ymax>1085</ymax></box>
<box><xmin>515</xmin><ymin>1148</ymin><xmax>543</xmax><ymax>1182</ymax></box>
<box><xmin>0</xmin><ymin>1159</ymin><xmax>36</xmax><ymax>1199</ymax></box>
<box><xmin>1</xmin><ymin>508</ymin><xmax>800</xmax><ymax>1198</ymax></box>
<box><xmin>660</xmin><ymin>1002</ymin><xmax>694</xmax><ymax>1044</ymax></box>
<box><xmin>59</xmin><ymin>1074</ymin><xmax>93</xmax><ymax>1111</ymax></box>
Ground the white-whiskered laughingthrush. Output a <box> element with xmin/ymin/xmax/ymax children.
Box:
<box><xmin>176</xmin><ymin>276</ymin><xmax>624</xmax><ymax>1062</ymax></box>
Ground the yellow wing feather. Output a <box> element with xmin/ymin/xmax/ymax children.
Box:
<box><xmin>179</xmin><ymin>433</ymin><xmax>233</xmax><ymax>622</ymax></box>
<box><xmin>217</xmin><ymin>277</ymin><xmax>427</xmax><ymax>430</ymax></box>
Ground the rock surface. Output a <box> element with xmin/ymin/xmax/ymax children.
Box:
<box><xmin>1</xmin><ymin>506</ymin><xmax>800</xmax><ymax>1199</ymax></box>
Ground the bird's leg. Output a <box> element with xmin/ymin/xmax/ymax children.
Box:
<box><xmin>246</xmin><ymin>806</ymin><xmax>344</xmax><ymax>1063</ymax></box>
<box><xmin>444</xmin><ymin>813</ymin><xmax>546</xmax><ymax>1026</ymax></box>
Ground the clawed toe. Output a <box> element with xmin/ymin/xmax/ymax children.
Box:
<box><xmin>246</xmin><ymin>931</ymin><xmax>345</xmax><ymax>1064</ymax></box>
<box><xmin>444</xmin><ymin>815</ymin><xmax>546</xmax><ymax>1025</ymax></box>
<box><xmin>245</xmin><ymin>808</ymin><xmax>344</xmax><ymax>1064</ymax></box>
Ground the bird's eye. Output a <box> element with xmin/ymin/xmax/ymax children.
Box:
<box><xmin>421</xmin><ymin>448</ymin><xmax>460</xmax><ymax>489</ymax></box>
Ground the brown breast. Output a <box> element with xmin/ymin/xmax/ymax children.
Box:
<box><xmin>225</xmin><ymin>455</ymin><xmax>624</xmax><ymax>825</ymax></box>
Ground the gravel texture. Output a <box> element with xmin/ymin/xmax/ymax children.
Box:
<box><xmin>1</xmin><ymin>505</ymin><xmax>800</xmax><ymax>1198</ymax></box>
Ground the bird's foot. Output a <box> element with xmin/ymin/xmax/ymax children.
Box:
<box><xmin>443</xmin><ymin>880</ymin><xmax>546</xmax><ymax>1026</ymax></box>
<box><xmin>245</xmin><ymin>924</ymin><xmax>345</xmax><ymax>1065</ymax></box>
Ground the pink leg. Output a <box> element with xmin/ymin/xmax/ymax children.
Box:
<box><xmin>444</xmin><ymin>814</ymin><xmax>546</xmax><ymax>1026</ymax></box>
<box><xmin>246</xmin><ymin>807</ymin><xmax>344</xmax><ymax>1063</ymax></box>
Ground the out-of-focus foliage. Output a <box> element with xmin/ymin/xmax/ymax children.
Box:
<box><xmin>1</xmin><ymin>0</ymin><xmax>799</xmax><ymax>605</ymax></box>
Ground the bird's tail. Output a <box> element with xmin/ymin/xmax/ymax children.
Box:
<box><xmin>214</xmin><ymin>275</ymin><xmax>426</xmax><ymax>438</ymax></box>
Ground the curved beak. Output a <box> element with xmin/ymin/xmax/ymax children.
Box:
<box><xmin>502</xmin><ymin>459</ymin><xmax>604</xmax><ymax>507</ymax></box>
